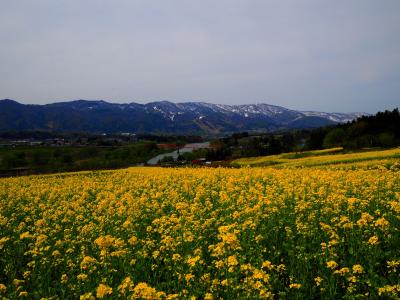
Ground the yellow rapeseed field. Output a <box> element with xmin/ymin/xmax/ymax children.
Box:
<box><xmin>232</xmin><ymin>147</ymin><xmax>400</xmax><ymax>169</ymax></box>
<box><xmin>0</xmin><ymin>153</ymin><xmax>400</xmax><ymax>298</ymax></box>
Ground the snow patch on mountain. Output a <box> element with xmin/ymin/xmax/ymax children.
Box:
<box><xmin>0</xmin><ymin>99</ymin><xmax>366</xmax><ymax>134</ymax></box>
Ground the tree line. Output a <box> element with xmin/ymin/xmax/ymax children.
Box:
<box><xmin>217</xmin><ymin>108</ymin><xmax>400</xmax><ymax>159</ymax></box>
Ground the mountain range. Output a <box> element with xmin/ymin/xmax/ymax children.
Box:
<box><xmin>0</xmin><ymin>99</ymin><xmax>365</xmax><ymax>135</ymax></box>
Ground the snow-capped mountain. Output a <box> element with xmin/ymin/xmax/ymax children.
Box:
<box><xmin>0</xmin><ymin>99</ymin><xmax>366</xmax><ymax>134</ymax></box>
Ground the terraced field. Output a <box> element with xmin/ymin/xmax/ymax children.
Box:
<box><xmin>232</xmin><ymin>147</ymin><xmax>400</xmax><ymax>170</ymax></box>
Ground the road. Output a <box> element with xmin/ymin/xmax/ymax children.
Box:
<box><xmin>147</xmin><ymin>142</ymin><xmax>210</xmax><ymax>165</ymax></box>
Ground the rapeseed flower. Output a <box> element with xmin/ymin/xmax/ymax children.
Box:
<box><xmin>96</xmin><ymin>284</ymin><xmax>112</xmax><ymax>298</ymax></box>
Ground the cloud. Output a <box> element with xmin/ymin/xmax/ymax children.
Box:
<box><xmin>0</xmin><ymin>0</ymin><xmax>399</xmax><ymax>113</ymax></box>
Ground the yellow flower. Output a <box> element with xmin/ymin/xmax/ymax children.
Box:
<box><xmin>117</xmin><ymin>276</ymin><xmax>134</xmax><ymax>294</ymax></box>
<box><xmin>289</xmin><ymin>283</ymin><xmax>302</xmax><ymax>289</ymax></box>
<box><xmin>348</xmin><ymin>276</ymin><xmax>357</xmax><ymax>283</ymax></box>
<box><xmin>276</xmin><ymin>264</ymin><xmax>286</xmax><ymax>273</ymax></box>
<box><xmin>110</xmin><ymin>250</ymin><xmax>127</xmax><ymax>257</ymax></box>
<box><xmin>80</xmin><ymin>256</ymin><xmax>97</xmax><ymax>270</ymax></box>
<box><xmin>378</xmin><ymin>284</ymin><xmax>400</xmax><ymax>297</ymax></box>
<box><xmin>185</xmin><ymin>273</ymin><xmax>195</xmax><ymax>282</ymax></box>
<box><xmin>13</xmin><ymin>279</ymin><xmax>24</xmax><ymax>286</ymax></box>
<box><xmin>227</xmin><ymin>255</ymin><xmax>238</xmax><ymax>267</ymax></box>
<box><xmin>128</xmin><ymin>235</ymin><xmax>138</xmax><ymax>245</ymax></box>
<box><xmin>122</xmin><ymin>220</ymin><xmax>131</xmax><ymax>228</ymax></box>
<box><xmin>35</xmin><ymin>219</ymin><xmax>46</xmax><ymax>227</ymax></box>
<box><xmin>61</xmin><ymin>274</ymin><xmax>68</xmax><ymax>284</ymax></box>
<box><xmin>0</xmin><ymin>237</ymin><xmax>10</xmax><ymax>250</ymax></box>
<box><xmin>220</xmin><ymin>279</ymin><xmax>228</xmax><ymax>286</ymax></box>
<box><xmin>352</xmin><ymin>264</ymin><xmax>364</xmax><ymax>274</ymax></box>
<box><xmin>368</xmin><ymin>236</ymin><xmax>379</xmax><ymax>245</ymax></box>
<box><xmin>80</xmin><ymin>292</ymin><xmax>95</xmax><ymax>300</ymax></box>
<box><xmin>133</xmin><ymin>282</ymin><xmax>163</xmax><ymax>298</ymax></box>
<box><xmin>314</xmin><ymin>277</ymin><xmax>322</xmax><ymax>286</ymax></box>
<box><xmin>387</xmin><ymin>260</ymin><xmax>400</xmax><ymax>273</ymax></box>
<box><xmin>262</xmin><ymin>260</ymin><xmax>273</xmax><ymax>270</ymax></box>
<box><xmin>204</xmin><ymin>293</ymin><xmax>213</xmax><ymax>300</ymax></box>
<box><xmin>95</xmin><ymin>235</ymin><xmax>117</xmax><ymax>250</ymax></box>
<box><xmin>252</xmin><ymin>269</ymin><xmax>269</xmax><ymax>282</ymax></box>
<box><xmin>220</xmin><ymin>233</ymin><xmax>239</xmax><ymax>245</ymax></box>
<box><xmin>152</xmin><ymin>250</ymin><xmax>160</xmax><ymax>259</ymax></box>
<box><xmin>254</xmin><ymin>281</ymin><xmax>263</xmax><ymax>289</ymax></box>
<box><xmin>19</xmin><ymin>232</ymin><xmax>32</xmax><ymax>239</ymax></box>
<box><xmin>35</xmin><ymin>234</ymin><xmax>47</xmax><ymax>246</ymax></box>
<box><xmin>187</xmin><ymin>256</ymin><xmax>200</xmax><ymax>267</ymax></box>
<box><xmin>23</xmin><ymin>271</ymin><xmax>31</xmax><ymax>279</ymax></box>
<box><xmin>96</xmin><ymin>283</ymin><xmax>112</xmax><ymax>298</ymax></box>
<box><xmin>326</xmin><ymin>260</ymin><xmax>338</xmax><ymax>269</ymax></box>
<box><xmin>320</xmin><ymin>242</ymin><xmax>327</xmax><ymax>250</ymax></box>
<box><xmin>374</xmin><ymin>217</ymin><xmax>389</xmax><ymax>228</ymax></box>
<box><xmin>1</xmin><ymin>153</ymin><xmax>400</xmax><ymax>298</ymax></box>
<box><xmin>77</xmin><ymin>274</ymin><xmax>88</xmax><ymax>281</ymax></box>
<box><xmin>172</xmin><ymin>254</ymin><xmax>181</xmax><ymax>261</ymax></box>
<box><xmin>215</xmin><ymin>260</ymin><xmax>224</xmax><ymax>269</ymax></box>
<box><xmin>333</xmin><ymin>267</ymin><xmax>350</xmax><ymax>276</ymax></box>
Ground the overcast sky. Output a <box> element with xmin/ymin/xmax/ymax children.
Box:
<box><xmin>0</xmin><ymin>1</ymin><xmax>399</xmax><ymax>113</ymax></box>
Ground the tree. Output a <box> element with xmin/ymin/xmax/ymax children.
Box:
<box><xmin>378</xmin><ymin>132</ymin><xmax>396</xmax><ymax>147</ymax></box>
<box><xmin>323</xmin><ymin>128</ymin><xmax>346</xmax><ymax>148</ymax></box>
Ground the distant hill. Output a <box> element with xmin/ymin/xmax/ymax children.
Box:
<box><xmin>0</xmin><ymin>99</ymin><xmax>365</xmax><ymax>134</ymax></box>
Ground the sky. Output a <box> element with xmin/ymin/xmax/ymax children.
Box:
<box><xmin>0</xmin><ymin>1</ymin><xmax>399</xmax><ymax>113</ymax></box>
